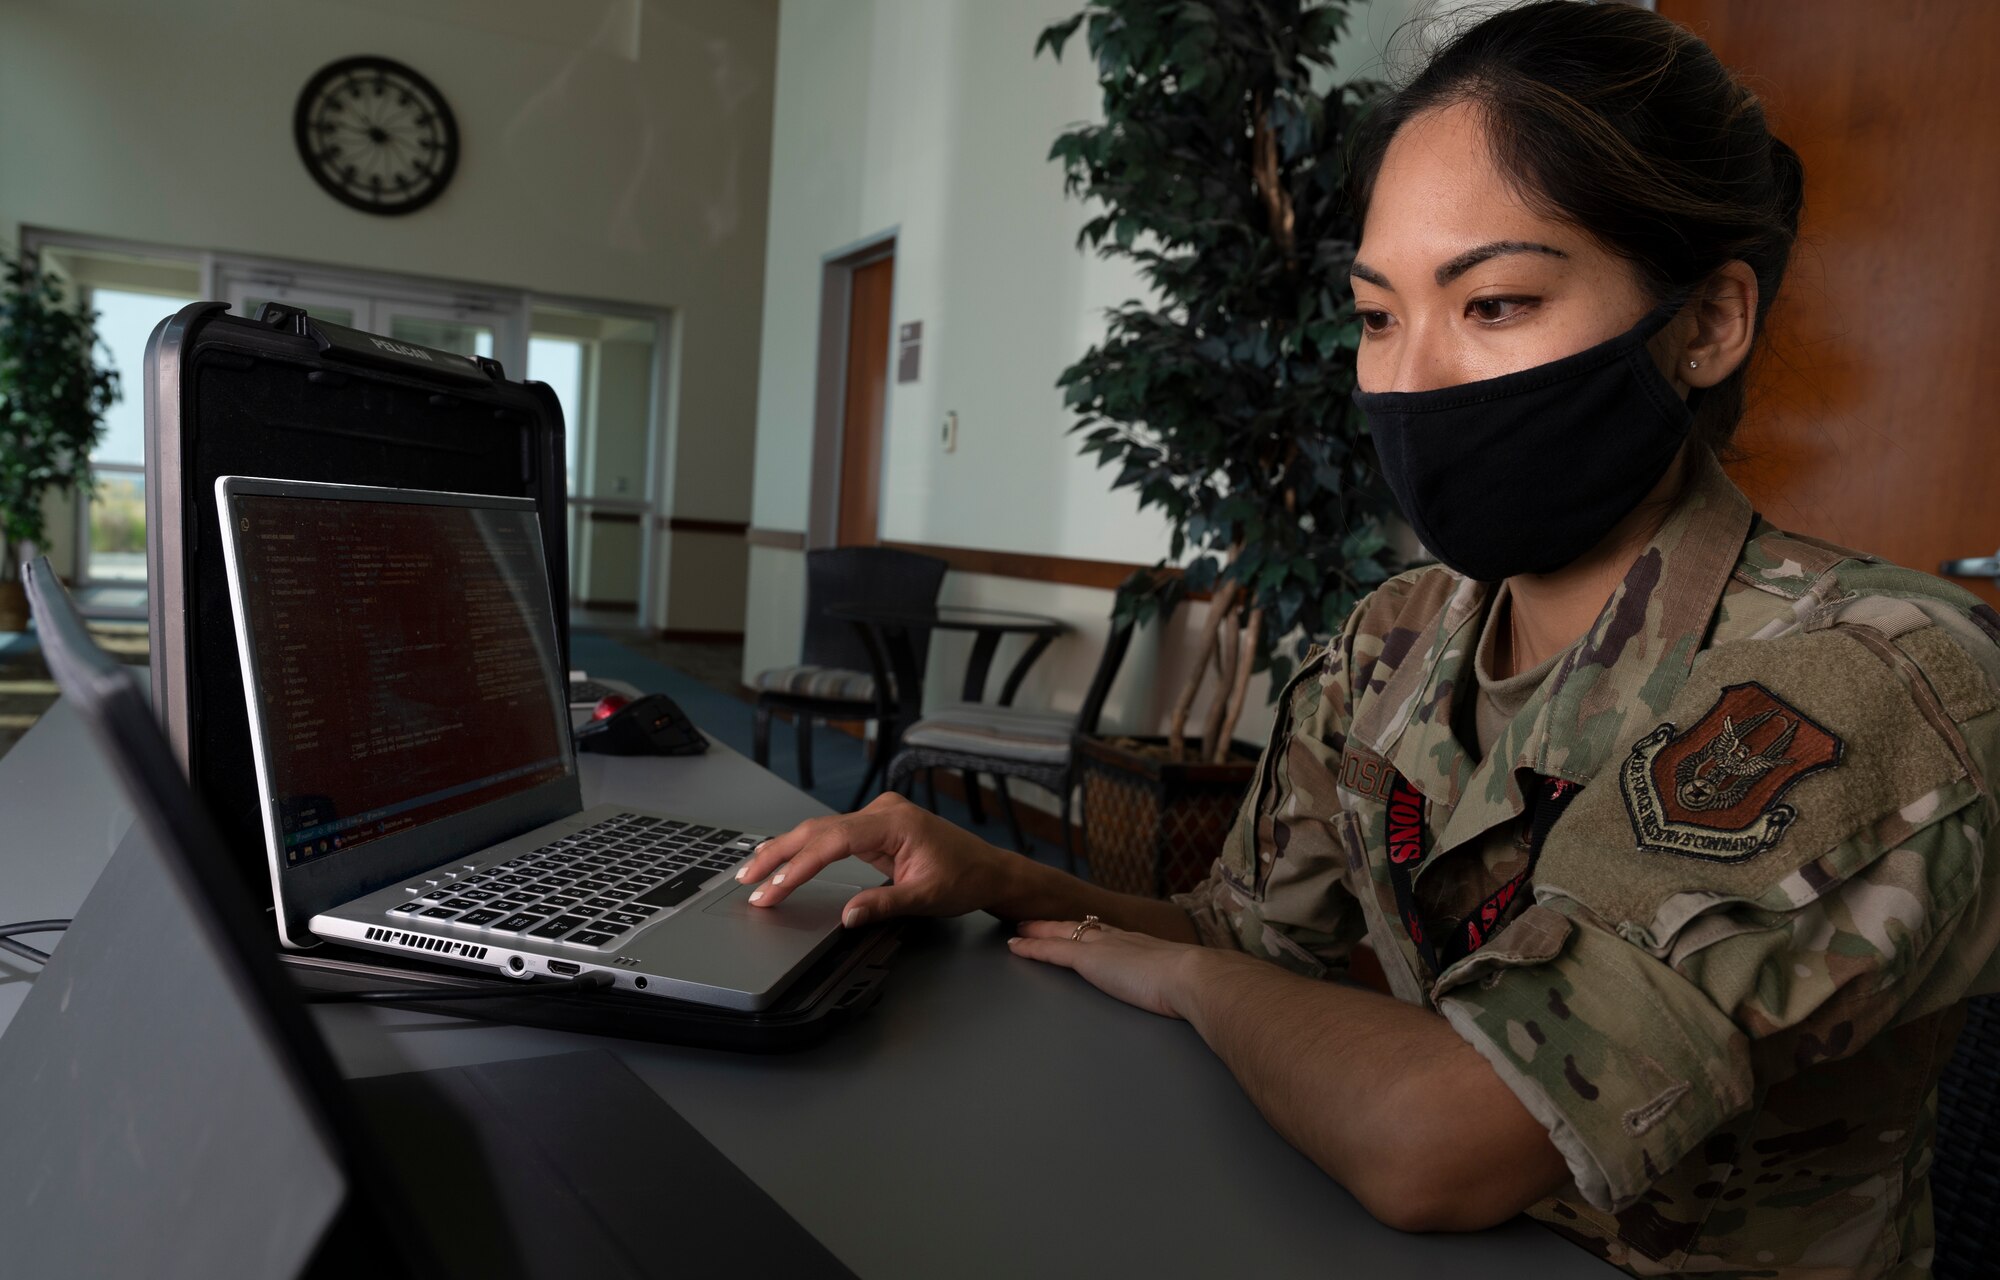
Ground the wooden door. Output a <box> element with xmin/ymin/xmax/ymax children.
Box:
<box><xmin>837</xmin><ymin>255</ymin><xmax>895</xmax><ymax>547</ymax></box>
<box><xmin>1660</xmin><ymin>0</ymin><xmax>2000</xmax><ymax>608</ymax></box>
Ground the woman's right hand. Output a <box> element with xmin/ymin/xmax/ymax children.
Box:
<box><xmin>733</xmin><ymin>791</ymin><xmax>1019</xmax><ymax>928</ymax></box>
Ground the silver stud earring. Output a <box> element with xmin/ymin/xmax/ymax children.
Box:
<box><xmin>1688</xmin><ymin>360</ymin><xmax>1699</xmax><ymax>369</ymax></box>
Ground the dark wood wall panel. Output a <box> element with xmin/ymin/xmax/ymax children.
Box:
<box><xmin>1662</xmin><ymin>0</ymin><xmax>2000</xmax><ymax>607</ymax></box>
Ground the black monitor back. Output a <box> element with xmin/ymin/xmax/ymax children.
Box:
<box><xmin>145</xmin><ymin>301</ymin><xmax>568</xmax><ymax>909</ymax></box>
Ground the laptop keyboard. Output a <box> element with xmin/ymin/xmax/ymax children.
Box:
<box><xmin>387</xmin><ymin>814</ymin><xmax>758</xmax><ymax>949</ymax></box>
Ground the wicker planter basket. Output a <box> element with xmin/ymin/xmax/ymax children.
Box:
<box><xmin>0</xmin><ymin>579</ymin><xmax>26</xmax><ymax>632</ymax></box>
<box><xmin>1073</xmin><ymin>734</ymin><xmax>1258</xmax><ymax>898</ymax></box>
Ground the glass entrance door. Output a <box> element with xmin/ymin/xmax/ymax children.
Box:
<box><xmin>527</xmin><ymin>308</ymin><xmax>662</xmax><ymax>627</ymax></box>
<box><xmin>224</xmin><ymin>280</ymin><xmax>370</xmax><ymax>330</ymax></box>
<box><xmin>216</xmin><ymin>261</ymin><xmax>526</xmax><ymax>372</ymax></box>
<box><xmin>379</xmin><ymin>298</ymin><xmax>502</xmax><ymax>362</ymax></box>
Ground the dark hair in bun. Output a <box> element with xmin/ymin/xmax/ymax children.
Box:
<box><xmin>1349</xmin><ymin>0</ymin><xmax>1805</xmax><ymax>452</ymax></box>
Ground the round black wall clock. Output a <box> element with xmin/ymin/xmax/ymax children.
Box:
<box><xmin>294</xmin><ymin>56</ymin><xmax>460</xmax><ymax>216</ymax></box>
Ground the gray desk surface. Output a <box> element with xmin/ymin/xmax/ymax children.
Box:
<box><xmin>0</xmin><ymin>697</ymin><xmax>1613</xmax><ymax>1279</ymax></box>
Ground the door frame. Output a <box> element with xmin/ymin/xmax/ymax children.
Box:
<box><xmin>807</xmin><ymin>228</ymin><xmax>898</xmax><ymax>550</ymax></box>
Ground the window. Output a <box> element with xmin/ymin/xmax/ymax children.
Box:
<box><xmin>528</xmin><ymin>336</ymin><xmax>586</xmax><ymax>493</ymax></box>
<box><xmin>26</xmin><ymin>232</ymin><xmax>669</xmax><ymax>622</ymax></box>
<box><xmin>529</xmin><ymin>306</ymin><xmax>661</xmax><ymax>617</ymax></box>
<box><xmin>86</xmin><ymin>288</ymin><xmax>193</xmax><ymax>584</ymax></box>
<box><xmin>36</xmin><ymin>243</ymin><xmax>202</xmax><ymax>600</ymax></box>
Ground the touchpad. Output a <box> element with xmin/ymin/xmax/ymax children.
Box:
<box><xmin>701</xmin><ymin>880</ymin><xmax>851</xmax><ymax>932</ymax></box>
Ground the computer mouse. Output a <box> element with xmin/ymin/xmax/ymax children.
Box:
<box><xmin>574</xmin><ymin>693</ymin><xmax>707</xmax><ymax>756</ymax></box>
<box><xmin>592</xmin><ymin>693</ymin><xmax>632</xmax><ymax>720</ymax></box>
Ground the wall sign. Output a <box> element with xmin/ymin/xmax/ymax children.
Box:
<box><xmin>897</xmin><ymin>321</ymin><xmax>922</xmax><ymax>383</ymax></box>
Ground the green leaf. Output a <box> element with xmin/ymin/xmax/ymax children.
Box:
<box><xmin>0</xmin><ymin>249</ymin><xmax>115</xmax><ymax>554</ymax></box>
<box><xmin>1035</xmin><ymin>14</ymin><xmax>1086</xmax><ymax>60</ymax></box>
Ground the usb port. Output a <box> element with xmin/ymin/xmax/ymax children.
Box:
<box><xmin>546</xmin><ymin>960</ymin><xmax>580</xmax><ymax>976</ymax></box>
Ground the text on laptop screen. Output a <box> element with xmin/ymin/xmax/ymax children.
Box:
<box><xmin>230</xmin><ymin>493</ymin><xmax>572</xmax><ymax>868</ymax></box>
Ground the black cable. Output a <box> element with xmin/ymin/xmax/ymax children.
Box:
<box><xmin>304</xmin><ymin>970</ymin><xmax>614</xmax><ymax>1004</ymax></box>
<box><xmin>0</xmin><ymin>919</ymin><xmax>73</xmax><ymax>966</ymax></box>
<box><xmin>0</xmin><ymin>937</ymin><xmax>50</xmax><ymax>965</ymax></box>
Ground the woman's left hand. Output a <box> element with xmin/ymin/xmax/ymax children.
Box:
<box><xmin>1007</xmin><ymin>919</ymin><xmax>1207</xmax><ymax>1018</ymax></box>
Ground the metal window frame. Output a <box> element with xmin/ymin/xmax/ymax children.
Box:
<box><xmin>20</xmin><ymin>228</ymin><xmax>676</xmax><ymax>625</ymax></box>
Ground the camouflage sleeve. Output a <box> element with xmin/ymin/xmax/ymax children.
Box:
<box><xmin>1172</xmin><ymin>611</ymin><xmax>1370</xmax><ymax>979</ymax></box>
<box><xmin>1433</xmin><ymin>619</ymin><xmax>1999</xmax><ymax>1213</ymax></box>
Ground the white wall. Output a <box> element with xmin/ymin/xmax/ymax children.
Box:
<box><xmin>0</xmin><ymin>0</ymin><xmax>777</xmax><ymax>629</ymax></box>
<box><xmin>745</xmin><ymin>0</ymin><xmax>1474</xmax><ymax>780</ymax></box>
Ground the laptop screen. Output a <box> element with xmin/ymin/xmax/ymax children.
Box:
<box><xmin>227</xmin><ymin>489</ymin><xmax>574</xmax><ymax>870</ymax></box>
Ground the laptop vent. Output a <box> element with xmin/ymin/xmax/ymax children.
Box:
<box><xmin>611</xmin><ymin>955</ymin><xmax>641</xmax><ymax>967</ymax></box>
<box><xmin>363</xmin><ymin>926</ymin><xmax>488</xmax><ymax>961</ymax></box>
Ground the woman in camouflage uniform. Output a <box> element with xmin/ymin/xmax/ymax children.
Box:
<box><xmin>740</xmin><ymin>4</ymin><xmax>2000</xmax><ymax>1274</ymax></box>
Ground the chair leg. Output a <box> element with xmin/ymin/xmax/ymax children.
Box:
<box><xmin>795</xmin><ymin>713</ymin><xmax>815</xmax><ymax>790</ymax></box>
<box><xmin>847</xmin><ymin>746</ymin><xmax>886</xmax><ymax>813</ymax></box>
<box><xmin>962</xmin><ymin>770</ymin><xmax>987</xmax><ymax>824</ymax></box>
<box><xmin>994</xmin><ymin>776</ymin><xmax>1028</xmax><ymax>854</ymax></box>
<box><xmin>1058</xmin><ymin>783</ymin><xmax>1077</xmax><ymax>875</ymax></box>
<box><xmin>752</xmin><ymin>701</ymin><xmax>772</xmax><ymax>767</ymax></box>
<box><xmin>1073</xmin><ymin>766</ymin><xmax>1091</xmax><ymax>874</ymax></box>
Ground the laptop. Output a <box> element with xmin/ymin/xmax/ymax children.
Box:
<box><xmin>8</xmin><ymin>555</ymin><xmax>853</xmax><ymax>1278</ymax></box>
<box><xmin>211</xmin><ymin>475</ymin><xmax>875</xmax><ymax>1011</ymax></box>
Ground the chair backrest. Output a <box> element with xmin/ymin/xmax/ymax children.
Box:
<box><xmin>1074</xmin><ymin>612</ymin><xmax>1139</xmax><ymax>738</ymax></box>
<box><xmin>1932</xmin><ymin>993</ymin><xmax>2000</xmax><ymax>1278</ymax></box>
<box><xmin>800</xmin><ymin>546</ymin><xmax>948</xmax><ymax>674</ymax></box>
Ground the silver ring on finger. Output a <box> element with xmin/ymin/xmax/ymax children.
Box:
<box><xmin>1071</xmin><ymin>915</ymin><xmax>1103</xmax><ymax>941</ymax></box>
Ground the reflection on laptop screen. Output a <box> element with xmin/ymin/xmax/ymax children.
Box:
<box><xmin>230</xmin><ymin>493</ymin><xmax>573</xmax><ymax>868</ymax></box>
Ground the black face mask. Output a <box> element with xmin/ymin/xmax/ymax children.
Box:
<box><xmin>1351</xmin><ymin>303</ymin><xmax>1693</xmax><ymax>582</ymax></box>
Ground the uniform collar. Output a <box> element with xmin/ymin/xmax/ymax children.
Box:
<box><xmin>1385</xmin><ymin>448</ymin><xmax>1755</xmax><ymax>857</ymax></box>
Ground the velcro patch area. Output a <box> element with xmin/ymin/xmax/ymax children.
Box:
<box><xmin>1537</xmin><ymin>628</ymin><xmax>1968</xmax><ymax>938</ymax></box>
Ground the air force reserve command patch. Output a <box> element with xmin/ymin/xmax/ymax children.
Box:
<box><xmin>1619</xmin><ymin>682</ymin><xmax>1844</xmax><ymax>862</ymax></box>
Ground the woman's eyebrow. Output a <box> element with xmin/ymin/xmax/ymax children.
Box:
<box><xmin>1349</xmin><ymin>241</ymin><xmax>1568</xmax><ymax>292</ymax></box>
<box><xmin>1434</xmin><ymin>240</ymin><xmax>1568</xmax><ymax>284</ymax></box>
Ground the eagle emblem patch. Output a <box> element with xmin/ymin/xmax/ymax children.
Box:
<box><xmin>1618</xmin><ymin>682</ymin><xmax>1844</xmax><ymax>862</ymax></box>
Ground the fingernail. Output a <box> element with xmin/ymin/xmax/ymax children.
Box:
<box><xmin>735</xmin><ymin>866</ymin><xmax>751</xmax><ymax>881</ymax></box>
<box><xmin>841</xmin><ymin>908</ymin><xmax>860</xmax><ymax>927</ymax></box>
<box><xmin>749</xmin><ymin>889</ymin><xmax>764</xmax><ymax>902</ymax></box>
<box><xmin>771</xmin><ymin>872</ymin><xmax>786</xmax><ymax>885</ymax></box>
<box><xmin>1007</xmin><ymin>937</ymin><xmax>1021</xmax><ymax>946</ymax></box>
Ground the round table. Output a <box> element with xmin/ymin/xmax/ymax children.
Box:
<box><xmin>825</xmin><ymin>602</ymin><xmax>1068</xmax><ymax>808</ymax></box>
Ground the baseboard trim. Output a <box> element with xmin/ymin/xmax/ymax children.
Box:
<box><xmin>746</xmin><ymin>527</ymin><xmax>807</xmax><ymax>551</ymax></box>
<box><xmin>658</xmin><ymin>628</ymin><xmax>744</xmax><ymax>644</ymax></box>
<box><xmin>665</xmin><ymin>517</ymin><xmax>750</xmax><ymax>536</ymax></box>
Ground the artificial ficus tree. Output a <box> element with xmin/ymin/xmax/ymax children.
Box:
<box><xmin>0</xmin><ymin>251</ymin><xmax>117</xmax><ymax>580</ymax></box>
<box><xmin>1039</xmin><ymin>0</ymin><xmax>1402</xmax><ymax>763</ymax></box>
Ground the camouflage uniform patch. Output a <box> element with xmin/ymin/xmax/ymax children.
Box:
<box><xmin>1619</xmin><ymin>681</ymin><xmax>1844</xmax><ymax>862</ymax></box>
<box><xmin>1171</xmin><ymin>448</ymin><xmax>2000</xmax><ymax>1277</ymax></box>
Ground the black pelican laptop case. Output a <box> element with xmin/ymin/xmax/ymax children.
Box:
<box><xmin>144</xmin><ymin>299</ymin><xmax>570</xmax><ymax>872</ymax></box>
<box><xmin>141</xmin><ymin>301</ymin><xmax>897</xmax><ymax>1049</ymax></box>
